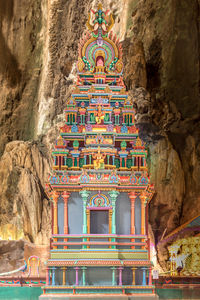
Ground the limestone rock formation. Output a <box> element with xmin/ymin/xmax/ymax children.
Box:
<box><xmin>0</xmin><ymin>0</ymin><xmax>200</xmax><ymax>271</ymax></box>
<box><xmin>0</xmin><ymin>240</ymin><xmax>49</xmax><ymax>275</ymax></box>
<box><xmin>0</xmin><ymin>141</ymin><xmax>51</xmax><ymax>245</ymax></box>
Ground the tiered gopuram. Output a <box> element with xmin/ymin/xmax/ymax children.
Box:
<box><xmin>41</xmin><ymin>4</ymin><xmax>156</xmax><ymax>299</ymax></box>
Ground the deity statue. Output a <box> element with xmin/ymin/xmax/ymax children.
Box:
<box><xmin>94</xmin><ymin>105</ymin><xmax>105</xmax><ymax>124</ymax></box>
<box><xmin>92</xmin><ymin>147</ymin><xmax>106</xmax><ymax>170</ymax></box>
<box><xmin>86</xmin><ymin>3</ymin><xmax>114</xmax><ymax>37</ymax></box>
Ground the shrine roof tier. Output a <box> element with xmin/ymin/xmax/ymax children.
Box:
<box><xmin>72</xmin><ymin>84</ymin><xmax>127</xmax><ymax>92</ymax></box>
<box><xmin>71</xmin><ymin>92</ymin><xmax>127</xmax><ymax>103</ymax></box>
<box><xmin>59</xmin><ymin>132</ymin><xmax>139</xmax><ymax>139</ymax></box>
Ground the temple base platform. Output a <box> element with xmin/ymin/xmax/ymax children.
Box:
<box><xmin>40</xmin><ymin>286</ymin><xmax>158</xmax><ymax>299</ymax></box>
<box><xmin>40</xmin><ymin>294</ymin><xmax>159</xmax><ymax>300</ymax></box>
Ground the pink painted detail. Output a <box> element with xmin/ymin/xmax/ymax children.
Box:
<box><xmin>86</xmin><ymin>207</ymin><xmax>112</xmax><ymax>210</ymax></box>
<box><xmin>118</xmin><ymin>267</ymin><xmax>123</xmax><ymax>286</ymax></box>
<box><xmin>52</xmin><ymin>234</ymin><xmax>146</xmax><ymax>238</ymax></box>
<box><xmin>75</xmin><ymin>267</ymin><xmax>79</xmax><ymax>285</ymax></box>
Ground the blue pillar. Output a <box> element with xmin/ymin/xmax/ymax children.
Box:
<box><xmin>112</xmin><ymin>155</ymin><xmax>115</xmax><ymax>165</ymax></box>
<box><xmin>52</xmin><ymin>267</ymin><xmax>56</xmax><ymax>286</ymax></box>
<box><xmin>142</xmin><ymin>267</ymin><xmax>147</xmax><ymax>286</ymax></box>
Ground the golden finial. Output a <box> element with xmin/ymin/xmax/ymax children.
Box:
<box><xmin>98</xmin><ymin>3</ymin><xmax>103</xmax><ymax>10</ymax></box>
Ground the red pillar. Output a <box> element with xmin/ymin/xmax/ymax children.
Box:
<box><xmin>63</xmin><ymin>191</ymin><xmax>70</xmax><ymax>249</ymax></box>
<box><xmin>128</xmin><ymin>192</ymin><xmax>137</xmax><ymax>235</ymax></box>
<box><xmin>63</xmin><ymin>191</ymin><xmax>70</xmax><ymax>234</ymax></box>
<box><xmin>128</xmin><ymin>192</ymin><xmax>137</xmax><ymax>249</ymax></box>
<box><xmin>46</xmin><ymin>267</ymin><xmax>49</xmax><ymax>285</ymax></box>
<box><xmin>149</xmin><ymin>267</ymin><xmax>152</xmax><ymax>285</ymax></box>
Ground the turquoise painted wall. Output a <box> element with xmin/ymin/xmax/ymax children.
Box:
<box><xmin>0</xmin><ymin>287</ymin><xmax>198</xmax><ymax>299</ymax></box>
<box><xmin>0</xmin><ymin>287</ymin><xmax>42</xmax><ymax>300</ymax></box>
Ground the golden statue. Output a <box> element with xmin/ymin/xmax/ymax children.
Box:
<box><xmin>92</xmin><ymin>147</ymin><xmax>106</xmax><ymax>169</ymax></box>
<box><xmin>94</xmin><ymin>105</ymin><xmax>105</xmax><ymax>124</ymax></box>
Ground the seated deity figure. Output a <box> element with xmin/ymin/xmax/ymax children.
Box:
<box><xmin>94</xmin><ymin>105</ymin><xmax>105</xmax><ymax>124</ymax></box>
<box><xmin>92</xmin><ymin>147</ymin><xmax>106</xmax><ymax>169</ymax></box>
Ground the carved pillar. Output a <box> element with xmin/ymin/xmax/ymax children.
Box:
<box><xmin>132</xmin><ymin>156</ymin><xmax>134</xmax><ymax>167</ymax></box>
<box><xmin>118</xmin><ymin>267</ymin><xmax>123</xmax><ymax>286</ymax></box>
<box><xmin>86</xmin><ymin>209</ymin><xmax>90</xmax><ymax>234</ymax></box>
<box><xmin>112</xmin><ymin>155</ymin><xmax>115</xmax><ymax>165</ymax></box>
<box><xmin>75</xmin><ymin>267</ymin><xmax>79</xmax><ymax>285</ymax></box>
<box><xmin>63</xmin><ymin>191</ymin><xmax>70</xmax><ymax>249</ymax></box>
<box><xmin>128</xmin><ymin>192</ymin><xmax>137</xmax><ymax>235</ymax></box>
<box><xmin>140</xmin><ymin>192</ymin><xmax>147</xmax><ymax>235</ymax></box>
<box><xmin>109</xmin><ymin>209</ymin><xmax>112</xmax><ymax>248</ymax></box>
<box><xmin>108</xmin><ymin>190</ymin><xmax>119</xmax><ymax>249</ymax></box>
<box><xmin>53</xmin><ymin>192</ymin><xmax>59</xmax><ymax>235</ymax></box>
<box><xmin>142</xmin><ymin>267</ymin><xmax>147</xmax><ymax>286</ymax></box>
<box><xmin>52</xmin><ymin>267</ymin><xmax>56</xmax><ymax>286</ymax></box>
<box><xmin>136</xmin><ymin>157</ymin><xmax>138</xmax><ymax>168</ymax></box>
<box><xmin>46</xmin><ymin>267</ymin><xmax>50</xmax><ymax>285</ymax></box>
<box><xmin>139</xmin><ymin>156</ymin><xmax>141</xmax><ymax>167</ymax></box>
<box><xmin>124</xmin><ymin>157</ymin><xmax>127</xmax><ymax>168</ymax></box>
<box><xmin>132</xmin><ymin>267</ymin><xmax>137</xmax><ymax>285</ymax></box>
<box><xmin>86</xmin><ymin>209</ymin><xmax>90</xmax><ymax>249</ymax></box>
<box><xmin>63</xmin><ymin>192</ymin><xmax>70</xmax><ymax>234</ymax></box>
<box><xmin>64</xmin><ymin>156</ymin><xmax>67</xmax><ymax>166</ymax></box>
<box><xmin>120</xmin><ymin>157</ymin><xmax>122</xmax><ymax>168</ymax></box>
<box><xmin>82</xmin><ymin>267</ymin><xmax>87</xmax><ymax>286</ymax></box>
<box><xmin>109</xmin><ymin>210</ymin><xmax>112</xmax><ymax>234</ymax></box>
<box><xmin>62</xmin><ymin>267</ymin><xmax>66</xmax><ymax>285</ymax></box>
<box><xmin>111</xmin><ymin>267</ymin><xmax>116</xmax><ymax>286</ymax></box>
<box><xmin>80</xmin><ymin>190</ymin><xmax>91</xmax><ymax>234</ymax></box>
<box><xmin>148</xmin><ymin>267</ymin><xmax>152</xmax><ymax>285</ymax></box>
<box><xmin>80</xmin><ymin>190</ymin><xmax>91</xmax><ymax>249</ymax></box>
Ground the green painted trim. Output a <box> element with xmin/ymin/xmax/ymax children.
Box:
<box><xmin>50</xmin><ymin>252</ymin><xmax>148</xmax><ymax>260</ymax></box>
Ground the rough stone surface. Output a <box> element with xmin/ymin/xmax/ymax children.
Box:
<box><xmin>0</xmin><ymin>141</ymin><xmax>51</xmax><ymax>244</ymax></box>
<box><xmin>0</xmin><ymin>0</ymin><xmax>46</xmax><ymax>155</ymax></box>
<box><xmin>0</xmin><ymin>240</ymin><xmax>49</xmax><ymax>275</ymax></box>
<box><xmin>0</xmin><ymin>0</ymin><xmax>200</xmax><ymax>271</ymax></box>
<box><xmin>123</xmin><ymin>0</ymin><xmax>200</xmax><ymax>268</ymax></box>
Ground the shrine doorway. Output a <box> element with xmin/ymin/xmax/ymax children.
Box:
<box><xmin>90</xmin><ymin>210</ymin><xmax>109</xmax><ymax>234</ymax></box>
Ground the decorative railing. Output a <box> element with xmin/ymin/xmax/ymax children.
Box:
<box><xmin>50</xmin><ymin>234</ymin><xmax>147</xmax><ymax>250</ymax></box>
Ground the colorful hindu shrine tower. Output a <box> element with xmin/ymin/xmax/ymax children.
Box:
<box><xmin>41</xmin><ymin>4</ymin><xmax>157</xmax><ymax>299</ymax></box>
